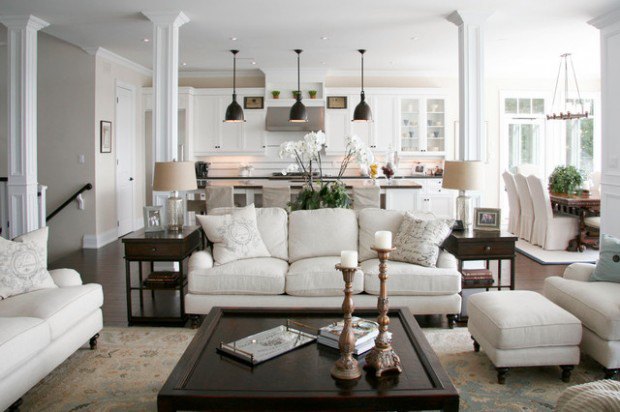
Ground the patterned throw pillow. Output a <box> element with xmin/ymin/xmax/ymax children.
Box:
<box><xmin>391</xmin><ymin>212</ymin><xmax>454</xmax><ymax>268</ymax></box>
<box><xmin>197</xmin><ymin>204</ymin><xmax>271</xmax><ymax>265</ymax></box>
<box><xmin>0</xmin><ymin>227</ymin><xmax>57</xmax><ymax>299</ymax></box>
<box><xmin>591</xmin><ymin>234</ymin><xmax>620</xmax><ymax>282</ymax></box>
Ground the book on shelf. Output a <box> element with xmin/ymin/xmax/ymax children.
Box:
<box><xmin>462</xmin><ymin>269</ymin><xmax>494</xmax><ymax>287</ymax></box>
<box><xmin>143</xmin><ymin>272</ymin><xmax>179</xmax><ymax>287</ymax></box>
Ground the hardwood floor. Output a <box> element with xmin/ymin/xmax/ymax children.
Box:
<box><xmin>50</xmin><ymin>239</ymin><xmax>568</xmax><ymax>327</ymax></box>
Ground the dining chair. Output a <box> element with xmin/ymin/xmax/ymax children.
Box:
<box><xmin>502</xmin><ymin>171</ymin><xmax>521</xmax><ymax>236</ymax></box>
<box><xmin>516</xmin><ymin>163</ymin><xmax>542</xmax><ymax>178</ymax></box>
<box><xmin>205</xmin><ymin>186</ymin><xmax>234</xmax><ymax>213</ymax></box>
<box><xmin>527</xmin><ymin>175</ymin><xmax>579</xmax><ymax>250</ymax></box>
<box><xmin>514</xmin><ymin>173</ymin><xmax>535</xmax><ymax>242</ymax></box>
<box><xmin>589</xmin><ymin>171</ymin><xmax>602</xmax><ymax>195</ymax></box>
<box><xmin>353</xmin><ymin>186</ymin><xmax>381</xmax><ymax>210</ymax></box>
<box><xmin>262</xmin><ymin>186</ymin><xmax>291</xmax><ymax>210</ymax></box>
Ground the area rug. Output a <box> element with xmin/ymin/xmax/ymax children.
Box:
<box><xmin>21</xmin><ymin>326</ymin><xmax>603</xmax><ymax>411</ymax></box>
<box><xmin>516</xmin><ymin>239</ymin><xmax>598</xmax><ymax>265</ymax></box>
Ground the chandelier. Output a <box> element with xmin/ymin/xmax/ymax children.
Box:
<box><xmin>546</xmin><ymin>53</ymin><xmax>588</xmax><ymax>120</ymax></box>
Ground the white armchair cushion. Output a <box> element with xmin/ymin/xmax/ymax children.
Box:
<box><xmin>49</xmin><ymin>268</ymin><xmax>83</xmax><ymax>287</ymax></box>
<box><xmin>545</xmin><ymin>276</ymin><xmax>620</xmax><ymax>340</ymax></box>
<box><xmin>288</xmin><ymin>209</ymin><xmax>357</xmax><ymax>263</ymax></box>
<box><xmin>0</xmin><ymin>284</ymin><xmax>103</xmax><ymax>340</ymax></box>
<box><xmin>564</xmin><ymin>263</ymin><xmax>596</xmax><ymax>282</ymax></box>
<box><xmin>210</xmin><ymin>207</ymin><xmax>289</xmax><ymax>261</ymax></box>
<box><xmin>0</xmin><ymin>317</ymin><xmax>50</xmax><ymax>381</ymax></box>
<box><xmin>361</xmin><ymin>259</ymin><xmax>461</xmax><ymax>296</ymax></box>
<box><xmin>286</xmin><ymin>256</ymin><xmax>363</xmax><ymax>296</ymax></box>
<box><xmin>188</xmin><ymin>250</ymin><xmax>214</xmax><ymax>272</ymax></box>
<box><xmin>189</xmin><ymin>257</ymin><xmax>287</xmax><ymax>295</ymax></box>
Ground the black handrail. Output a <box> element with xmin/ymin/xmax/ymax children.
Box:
<box><xmin>47</xmin><ymin>183</ymin><xmax>93</xmax><ymax>222</ymax></box>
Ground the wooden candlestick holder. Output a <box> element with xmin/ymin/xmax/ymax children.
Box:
<box><xmin>364</xmin><ymin>247</ymin><xmax>402</xmax><ymax>377</ymax></box>
<box><xmin>331</xmin><ymin>264</ymin><xmax>362</xmax><ymax>381</ymax></box>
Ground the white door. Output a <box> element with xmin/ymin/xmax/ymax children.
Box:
<box><xmin>116</xmin><ymin>85</ymin><xmax>135</xmax><ymax>236</ymax></box>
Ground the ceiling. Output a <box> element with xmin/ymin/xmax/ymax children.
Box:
<box><xmin>0</xmin><ymin>0</ymin><xmax>616</xmax><ymax>79</ymax></box>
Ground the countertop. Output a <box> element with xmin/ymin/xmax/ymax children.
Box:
<box><xmin>197</xmin><ymin>178</ymin><xmax>424</xmax><ymax>189</ymax></box>
<box><xmin>199</xmin><ymin>174</ymin><xmax>442</xmax><ymax>181</ymax></box>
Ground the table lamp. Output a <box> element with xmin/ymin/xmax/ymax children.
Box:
<box><xmin>442</xmin><ymin>161</ymin><xmax>484</xmax><ymax>230</ymax></box>
<box><xmin>153</xmin><ymin>161</ymin><xmax>198</xmax><ymax>231</ymax></box>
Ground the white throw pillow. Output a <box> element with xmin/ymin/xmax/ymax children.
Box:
<box><xmin>197</xmin><ymin>204</ymin><xmax>271</xmax><ymax>265</ymax></box>
<box><xmin>0</xmin><ymin>227</ymin><xmax>56</xmax><ymax>299</ymax></box>
<box><xmin>390</xmin><ymin>213</ymin><xmax>454</xmax><ymax>268</ymax></box>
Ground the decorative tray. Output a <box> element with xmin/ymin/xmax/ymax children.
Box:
<box><xmin>217</xmin><ymin>320</ymin><xmax>317</xmax><ymax>365</ymax></box>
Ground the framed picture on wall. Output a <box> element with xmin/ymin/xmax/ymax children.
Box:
<box><xmin>244</xmin><ymin>96</ymin><xmax>264</xmax><ymax>109</ymax></box>
<box><xmin>100</xmin><ymin>121</ymin><xmax>112</xmax><ymax>153</ymax></box>
<box><xmin>327</xmin><ymin>96</ymin><xmax>347</xmax><ymax>109</ymax></box>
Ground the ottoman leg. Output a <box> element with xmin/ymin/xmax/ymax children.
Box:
<box><xmin>471</xmin><ymin>336</ymin><xmax>480</xmax><ymax>352</ymax></box>
<box><xmin>604</xmin><ymin>368</ymin><xmax>619</xmax><ymax>380</ymax></box>
<box><xmin>446</xmin><ymin>314</ymin><xmax>457</xmax><ymax>329</ymax></box>
<box><xmin>496</xmin><ymin>367</ymin><xmax>509</xmax><ymax>384</ymax></box>
<box><xmin>561</xmin><ymin>365</ymin><xmax>574</xmax><ymax>383</ymax></box>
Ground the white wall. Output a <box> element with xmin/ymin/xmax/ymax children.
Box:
<box><xmin>0</xmin><ymin>26</ymin><xmax>6</xmax><ymax>176</ymax></box>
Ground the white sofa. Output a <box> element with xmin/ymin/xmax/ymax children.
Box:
<box><xmin>544</xmin><ymin>263</ymin><xmax>620</xmax><ymax>379</ymax></box>
<box><xmin>0</xmin><ymin>268</ymin><xmax>103</xmax><ymax>411</ymax></box>
<box><xmin>186</xmin><ymin>207</ymin><xmax>462</xmax><ymax>326</ymax></box>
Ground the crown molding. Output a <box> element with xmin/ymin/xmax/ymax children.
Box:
<box><xmin>588</xmin><ymin>7</ymin><xmax>620</xmax><ymax>29</ymax></box>
<box><xmin>83</xmin><ymin>47</ymin><xmax>152</xmax><ymax>77</ymax></box>
<box><xmin>179</xmin><ymin>69</ymin><xmax>263</xmax><ymax>78</ymax></box>
<box><xmin>326</xmin><ymin>69</ymin><xmax>456</xmax><ymax>78</ymax></box>
<box><xmin>141</xmin><ymin>11</ymin><xmax>190</xmax><ymax>27</ymax></box>
<box><xmin>0</xmin><ymin>15</ymin><xmax>50</xmax><ymax>31</ymax></box>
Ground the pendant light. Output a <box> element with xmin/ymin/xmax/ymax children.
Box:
<box><xmin>353</xmin><ymin>49</ymin><xmax>372</xmax><ymax>122</ymax></box>
<box><xmin>224</xmin><ymin>50</ymin><xmax>245</xmax><ymax>122</ymax></box>
<box><xmin>546</xmin><ymin>53</ymin><xmax>588</xmax><ymax>120</ymax></box>
<box><xmin>289</xmin><ymin>49</ymin><xmax>308</xmax><ymax>123</ymax></box>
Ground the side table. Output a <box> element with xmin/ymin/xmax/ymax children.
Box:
<box><xmin>443</xmin><ymin>230</ymin><xmax>518</xmax><ymax>290</ymax></box>
<box><xmin>122</xmin><ymin>226</ymin><xmax>202</xmax><ymax>326</ymax></box>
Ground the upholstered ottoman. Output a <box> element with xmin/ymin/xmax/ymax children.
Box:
<box><xmin>468</xmin><ymin>291</ymin><xmax>582</xmax><ymax>384</ymax></box>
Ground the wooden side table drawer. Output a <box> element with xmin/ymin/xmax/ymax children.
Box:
<box><xmin>125</xmin><ymin>242</ymin><xmax>183</xmax><ymax>259</ymax></box>
<box><xmin>457</xmin><ymin>241</ymin><xmax>514</xmax><ymax>257</ymax></box>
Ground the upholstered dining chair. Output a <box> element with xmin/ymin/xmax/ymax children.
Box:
<box><xmin>589</xmin><ymin>171</ymin><xmax>602</xmax><ymax>195</ymax></box>
<box><xmin>502</xmin><ymin>171</ymin><xmax>521</xmax><ymax>236</ymax></box>
<box><xmin>514</xmin><ymin>173</ymin><xmax>535</xmax><ymax>242</ymax></box>
<box><xmin>205</xmin><ymin>186</ymin><xmax>234</xmax><ymax>213</ymax></box>
<box><xmin>353</xmin><ymin>186</ymin><xmax>381</xmax><ymax>210</ymax></box>
<box><xmin>262</xmin><ymin>186</ymin><xmax>291</xmax><ymax>209</ymax></box>
<box><xmin>527</xmin><ymin>174</ymin><xmax>579</xmax><ymax>250</ymax></box>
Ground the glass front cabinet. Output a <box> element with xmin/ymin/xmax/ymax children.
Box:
<box><xmin>399</xmin><ymin>97</ymin><xmax>446</xmax><ymax>154</ymax></box>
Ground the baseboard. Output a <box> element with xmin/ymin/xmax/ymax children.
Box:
<box><xmin>82</xmin><ymin>227</ymin><xmax>118</xmax><ymax>249</ymax></box>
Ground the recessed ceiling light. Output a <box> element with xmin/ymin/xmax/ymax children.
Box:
<box><xmin>181</xmin><ymin>62</ymin><xmax>187</xmax><ymax>67</ymax></box>
<box><xmin>142</xmin><ymin>38</ymin><xmax>150</xmax><ymax>43</ymax></box>
<box><xmin>410</xmin><ymin>36</ymin><xmax>419</xmax><ymax>41</ymax></box>
<box><xmin>321</xmin><ymin>61</ymin><xmax>326</xmax><ymax>65</ymax></box>
<box><xmin>251</xmin><ymin>61</ymin><xmax>256</xmax><ymax>65</ymax></box>
<box><xmin>321</xmin><ymin>36</ymin><xmax>329</xmax><ymax>40</ymax></box>
<box><xmin>229</xmin><ymin>36</ymin><xmax>238</xmax><ymax>41</ymax></box>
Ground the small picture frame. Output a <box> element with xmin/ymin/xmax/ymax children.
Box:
<box><xmin>144</xmin><ymin>206</ymin><xmax>163</xmax><ymax>232</ymax></box>
<box><xmin>327</xmin><ymin>96</ymin><xmax>347</xmax><ymax>109</ymax></box>
<box><xmin>474</xmin><ymin>208</ymin><xmax>501</xmax><ymax>232</ymax></box>
<box><xmin>100</xmin><ymin>121</ymin><xmax>112</xmax><ymax>153</ymax></box>
<box><xmin>244</xmin><ymin>96</ymin><xmax>264</xmax><ymax>109</ymax></box>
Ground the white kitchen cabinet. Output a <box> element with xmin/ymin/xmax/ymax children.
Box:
<box><xmin>399</xmin><ymin>97</ymin><xmax>446</xmax><ymax>155</ymax></box>
<box><xmin>325</xmin><ymin>109</ymin><xmax>349</xmax><ymax>152</ymax></box>
<box><xmin>193</xmin><ymin>95</ymin><xmax>218</xmax><ymax>154</ymax></box>
<box><xmin>385</xmin><ymin>178</ymin><xmax>455</xmax><ymax>216</ymax></box>
<box><xmin>372</xmin><ymin>95</ymin><xmax>398</xmax><ymax>151</ymax></box>
<box><xmin>385</xmin><ymin>189</ymin><xmax>421</xmax><ymax>211</ymax></box>
<box><xmin>242</xmin><ymin>110</ymin><xmax>267</xmax><ymax>152</ymax></box>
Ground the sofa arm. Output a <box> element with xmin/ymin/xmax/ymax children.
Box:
<box><xmin>437</xmin><ymin>250</ymin><xmax>458</xmax><ymax>269</ymax></box>
<box><xmin>563</xmin><ymin>263</ymin><xmax>596</xmax><ymax>282</ymax></box>
<box><xmin>49</xmin><ymin>268</ymin><xmax>83</xmax><ymax>287</ymax></box>
<box><xmin>189</xmin><ymin>250</ymin><xmax>214</xmax><ymax>272</ymax></box>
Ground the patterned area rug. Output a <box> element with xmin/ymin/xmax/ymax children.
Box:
<box><xmin>21</xmin><ymin>326</ymin><xmax>603</xmax><ymax>411</ymax></box>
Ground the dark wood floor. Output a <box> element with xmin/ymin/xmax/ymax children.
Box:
<box><xmin>50</xmin><ymin>239</ymin><xmax>567</xmax><ymax>327</ymax></box>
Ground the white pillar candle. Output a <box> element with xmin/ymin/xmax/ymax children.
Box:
<box><xmin>340</xmin><ymin>250</ymin><xmax>358</xmax><ymax>268</ymax></box>
<box><xmin>375</xmin><ymin>231</ymin><xmax>392</xmax><ymax>249</ymax></box>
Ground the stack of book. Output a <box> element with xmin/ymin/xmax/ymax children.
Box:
<box><xmin>462</xmin><ymin>269</ymin><xmax>494</xmax><ymax>288</ymax></box>
<box><xmin>143</xmin><ymin>272</ymin><xmax>180</xmax><ymax>288</ymax></box>
<box><xmin>317</xmin><ymin>317</ymin><xmax>380</xmax><ymax>355</ymax></box>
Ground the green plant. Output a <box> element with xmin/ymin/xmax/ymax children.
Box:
<box><xmin>548</xmin><ymin>165</ymin><xmax>585</xmax><ymax>194</ymax></box>
<box><xmin>292</xmin><ymin>90</ymin><xmax>301</xmax><ymax>99</ymax></box>
<box><xmin>308</xmin><ymin>90</ymin><xmax>317</xmax><ymax>98</ymax></box>
<box><xmin>271</xmin><ymin>90</ymin><xmax>280</xmax><ymax>98</ymax></box>
<box><xmin>290</xmin><ymin>181</ymin><xmax>350</xmax><ymax>211</ymax></box>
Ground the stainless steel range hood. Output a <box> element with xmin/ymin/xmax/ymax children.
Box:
<box><xmin>266</xmin><ymin>106</ymin><xmax>325</xmax><ymax>132</ymax></box>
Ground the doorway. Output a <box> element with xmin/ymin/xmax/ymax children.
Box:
<box><xmin>116</xmin><ymin>83</ymin><xmax>135</xmax><ymax>237</ymax></box>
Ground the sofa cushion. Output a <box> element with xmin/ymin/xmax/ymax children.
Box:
<box><xmin>286</xmin><ymin>256</ymin><xmax>363</xmax><ymax>296</ymax></box>
<box><xmin>468</xmin><ymin>291</ymin><xmax>582</xmax><ymax>350</ymax></box>
<box><xmin>358</xmin><ymin>209</ymin><xmax>404</xmax><ymax>262</ymax></box>
<box><xmin>288</xmin><ymin>209</ymin><xmax>357</xmax><ymax>263</ymax></box>
<box><xmin>0</xmin><ymin>228</ymin><xmax>56</xmax><ymax>300</ymax></box>
<box><xmin>0</xmin><ymin>284</ymin><xmax>103</xmax><ymax>340</ymax></box>
<box><xmin>545</xmin><ymin>276</ymin><xmax>620</xmax><ymax>341</ymax></box>
<box><xmin>198</xmin><ymin>204</ymin><xmax>271</xmax><ymax>265</ymax></box>
<box><xmin>210</xmin><ymin>207</ymin><xmax>289</xmax><ymax>261</ymax></box>
<box><xmin>361</xmin><ymin>259</ymin><xmax>461</xmax><ymax>296</ymax></box>
<box><xmin>0</xmin><ymin>317</ymin><xmax>50</xmax><ymax>380</ymax></box>
<box><xmin>189</xmin><ymin>257</ymin><xmax>287</xmax><ymax>295</ymax></box>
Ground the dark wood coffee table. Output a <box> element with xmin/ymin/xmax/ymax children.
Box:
<box><xmin>158</xmin><ymin>307</ymin><xmax>459</xmax><ymax>411</ymax></box>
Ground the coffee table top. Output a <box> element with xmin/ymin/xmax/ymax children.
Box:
<box><xmin>158</xmin><ymin>307</ymin><xmax>459</xmax><ymax>412</ymax></box>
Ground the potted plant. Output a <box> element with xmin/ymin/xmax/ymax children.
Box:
<box><xmin>308</xmin><ymin>90</ymin><xmax>318</xmax><ymax>99</ymax></box>
<box><xmin>271</xmin><ymin>90</ymin><xmax>280</xmax><ymax>99</ymax></box>
<box><xmin>548</xmin><ymin>165</ymin><xmax>585</xmax><ymax>195</ymax></box>
<box><xmin>279</xmin><ymin>132</ymin><xmax>374</xmax><ymax>210</ymax></box>
<box><xmin>292</xmin><ymin>90</ymin><xmax>301</xmax><ymax>99</ymax></box>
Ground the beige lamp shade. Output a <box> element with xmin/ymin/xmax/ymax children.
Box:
<box><xmin>153</xmin><ymin>161</ymin><xmax>198</xmax><ymax>192</ymax></box>
<box><xmin>442</xmin><ymin>161</ymin><xmax>485</xmax><ymax>191</ymax></box>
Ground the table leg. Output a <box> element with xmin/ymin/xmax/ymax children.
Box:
<box><xmin>510</xmin><ymin>257</ymin><xmax>515</xmax><ymax>290</ymax></box>
<box><xmin>497</xmin><ymin>259</ymin><xmax>502</xmax><ymax>291</ymax></box>
<box><xmin>179</xmin><ymin>260</ymin><xmax>186</xmax><ymax>320</ymax></box>
<box><xmin>125</xmin><ymin>259</ymin><xmax>132</xmax><ymax>326</ymax></box>
<box><xmin>138</xmin><ymin>261</ymin><xmax>144</xmax><ymax>308</ymax></box>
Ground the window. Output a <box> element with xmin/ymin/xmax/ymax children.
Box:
<box><xmin>503</xmin><ymin>97</ymin><xmax>546</xmax><ymax>174</ymax></box>
<box><xmin>565</xmin><ymin>99</ymin><xmax>595</xmax><ymax>174</ymax></box>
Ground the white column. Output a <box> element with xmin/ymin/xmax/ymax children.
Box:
<box><xmin>0</xmin><ymin>15</ymin><xmax>49</xmax><ymax>238</ymax></box>
<box><xmin>589</xmin><ymin>8</ymin><xmax>620</xmax><ymax>238</ymax></box>
<box><xmin>142</xmin><ymin>11</ymin><xmax>189</xmax><ymax>162</ymax></box>
<box><xmin>448</xmin><ymin>11</ymin><xmax>492</xmax><ymax>161</ymax></box>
